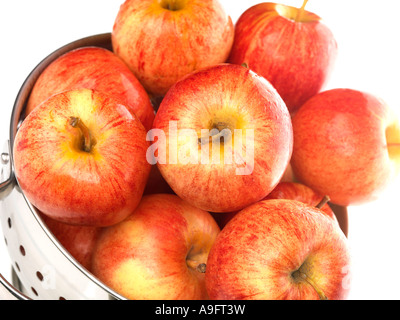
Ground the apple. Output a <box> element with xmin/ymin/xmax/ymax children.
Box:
<box><xmin>265</xmin><ymin>182</ymin><xmax>337</xmax><ymax>222</ymax></box>
<box><xmin>112</xmin><ymin>0</ymin><xmax>235</xmax><ymax>98</ymax></box>
<box><xmin>280</xmin><ymin>163</ymin><xmax>295</xmax><ymax>182</ymax></box>
<box><xmin>40</xmin><ymin>213</ymin><xmax>101</xmax><ymax>271</ymax></box>
<box><xmin>228</xmin><ymin>0</ymin><xmax>337</xmax><ymax>114</ymax></box>
<box><xmin>205</xmin><ymin>199</ymin><xmax>351</xmax><ymax>300</ymax></box>
<box><xmin>291</xmin><ymin>88</ymin><xmax>400</xmax><ymax>206</ymax></box>
<box><xmin>151</xmin><ymin>63</ymin><xmax>293</xmax><ymax>213</ymax></box>
<box><xmin>25</xmin><ymin>46</ymin><xmax>155</xmax><ymax>131</ymax></box>
<box><xmin>13</xmin><ymin>88</ymin><xmax>151</xmax><ymax>227</ymax></box>
<box><xmin>212</xmin><ymin>181</ymin><xmax>337</xmax><ymax>230</ymax></box>
<box><xmin>91</xmin><ymin>193</ymin><xmax>220</xmax><ymax>300</ymax></box>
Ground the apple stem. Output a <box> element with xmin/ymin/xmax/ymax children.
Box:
<box><xmin>316</xmin><ymin>195</ymin><xmax>330</xmax><ymax>209</ymax></box>
<box><xmin>187</xmin><ymin>260</ymin><xmax>206</xmax><ymax>273</ymax></box>
<box><xmin>198</xmin><ymin>123</ymin><xmax>232</xmax><ymax>146</ymax></box>
<box><xmin>292</xmin><ymin>270</ymin><xmax>328</xmax><ymax>300</ymax></box>
<box><xmin>69</xmin><ymin>117</ymin><xmax>93</xmax><ymax>153</ymax></box>
<box><xmin>167</xmin><ymin>0</ymin><xmax>178</xmax><ymax>11</ymax></box>
<box><xmin>295</xmin><ymin>0</ymin><xmax>309</xmax><ymax>22</ymax></box>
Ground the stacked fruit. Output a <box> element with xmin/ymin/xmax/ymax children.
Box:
<box><xmin>13</xmin><ymin>0</ymin><xmax>400</xmax><ymax>300</ymax></box>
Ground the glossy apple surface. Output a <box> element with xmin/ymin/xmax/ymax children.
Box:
<box><xmin>291</xmin><ymin>88</ymin><xmax>400</xmax><ymax>206</ymax></box>
<box><xmin>152</xmin><ymin>63</ymin><xmax>293</xmax><ymax>213</ymax></box>
<box><xmin>206</xmin><ymin>199</ymin><xmax>351</xmax><ymax>300</ymax></box>
<box><xmin>91</xmin><ymin>194</ymin><xmax>220</xmax><ymax>300</ymax></box>
<box><xmin>25</xmin><ymin>47</ymin><xmax>155</xmax><ymax>130</ymax></box>
<box><xmin>14</xmin><ymin>89</ymin><xmax>151</xmax><ymax>227</ymax></box>
<box><xmin>228</xmin><ymin>1</ymin><xmax>337</xmax><ymax>113</ymax></box>
<box><xmin>112</xmin><ymin>0</ymin><xmax>234</xmax><ymax>98</ymax></box>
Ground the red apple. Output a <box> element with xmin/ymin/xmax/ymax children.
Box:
<box><xmin>25</xmin><ymin>47</ymin><xmax>155</xmax><ymax>131</ymax></box>
<box><xmin>280</xmin><ymin>163</ymin><xmax>295</xmax><ymax>182</ymax></box>
<box><xmin>40</xmin><ymin>213</ymin><xmax>101</xmax><ymax>271</ymax></box>
<box><xmin>212</xmin><ymin>181</ymin><xmax>337</xmax><ymax>230</ymax></box>
<box><xmin>151</xmin><ymin>63</ymin><xmax>293</xmax><ymax>213</ymax></box>
<box><xmin>112</xmin><ymin>0</ymin><xmax>234</xmax><ymax>98</ymax></box>
<box><xmin>13</xmin><ymin>89</ymin><xmax>151</xmax><ymax>227</ymax></box>
<box><xmin>91</xmin><ymin>194</ymin><xmax>220</xmax><ymax>300</ymax></box>
<box><xmin>265</xmin><ymin>182</ymin><xmax>337</xmax><ymax>222</ymax></box>
<box><xmin>228</xmin><ymin>1</ymin><xmax>337</xmax><ymax>113</ymax></box>
<box><xmin>205</xmin><ymin>199</ymin><xmax>351</xmax><ymax>300</ymax></box>
<box><xmin>291</xmin><ymin>88</ymin><xmax>400</xmax><ymax>206</ymax></box>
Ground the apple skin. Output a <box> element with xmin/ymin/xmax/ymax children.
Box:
<box><xmin>13</xmin><ymin>89</ymin><xmax>151</xmax><ymax>227</ymax></box>
<box><xmin>152</xmin><ymin>63</ymin><xmax>293</xmax><ymax>213</ymax></box>
<box><xmin>264</xmin><ymin>182</ymin><xmax>337</xmax><ymax>222</ymax></box>
<box><xmin>91</xmin><ymin>194</ymin><xmax>220</xmax><ymax>300</ymax></box>
<box><xmin>205</xmin><ymin>199</ymin><xmax>351</xmax><ymax>300</ymax></box>
<box><xmin>212</xmin><ymin>181</ymin><xmax>337</xmax><ymax>230</ymax></box>
<box><xmin>228</xmin><ymin>2</ymin><xmax>337</xmax><ymax>113</ymax></box>
<box><xmin>40</xmin><ymin>213</ymin><xmax>101</xmax><ymax>271</ymax></box>
<box><xmin>291</xmin><ymin>88</ymin><xmax>400</xmax><ymax>206</ymax></box>
<box><xmin>112</xmin><ymin>0</ymin><xmax>234</xmax><ymax>98</ymax></box>
<box><xmin>25</xmin><ymin>47</ymin><xmax>155</xmax><ymax>131</ymax></box>
<box><xmin>280</xmin><ymin>163</ymin><xmax>295</xmax><ymax>183</ymax></box>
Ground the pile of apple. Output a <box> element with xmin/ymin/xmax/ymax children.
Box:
<box><xmin>12</xmin><ymin>0</ymin><xmax>400</xmax><ymax>300</ymax></box>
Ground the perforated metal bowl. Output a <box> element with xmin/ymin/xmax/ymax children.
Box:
<box><xmin>0</xmin><ymin>33</ymin><xmax>126</xmax><ymax>300</ymax></box>
<box><xmin>0</xmin><ymin>33</ymin><xmax>348</xmax><ymax>300</ymax></box>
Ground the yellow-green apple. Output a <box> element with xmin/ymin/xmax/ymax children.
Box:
<box><xmin>112</xmin><ymin>0</ymin><xmax>234</xmax><ymax>98</ymax></box>
<box><xmin>205</xmin><ymin>199</ymin><xmax>351</xmax><ymax>300</ymax></box>
<box><xmin>151</xmin><ymin>63</ymin><xmax>293</xmax><ymax>213</ymax></box>
<box><xmin>25</xmin><ymin>47</ymin><xmax>155</xmax><ymax>131</ymax></box>
<box><xmin>13</xmin><ymin>89</ymin><xmax>151</xmax><ymax>227</ymax></box>
<box><xmin>228</xmin><ymin>1</ymin><xmax>337</xmax><ymax>114</ymax></box>
<box><xmin>40</xmin><ymin>213</ymin><xmax>101</xmax><ymax>271</ymax></box>
<box><xmin>91</xmin><ymin>194</ymin><xmax>220</xmax><ymax>300</ymax></box>
<box><xmin>291</xmin><ymin>88</ymin><xmax>400</xmax><ymax>206</ymax></box>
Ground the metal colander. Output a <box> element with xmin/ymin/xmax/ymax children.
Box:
<box><xmin>0</xmin><ymin>33</ymin><xmax>127</xmax><ymax>300</ymax></box>
<box><xmin>0</xmin><ymin>33</ymin><xmax>348</xmax><ymax>300</ymax></box>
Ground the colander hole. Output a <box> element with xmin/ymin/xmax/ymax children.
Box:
<box><xmin>31</xmin><ymin>287</ymin><xmax>38</xmax><ymax>296</ymax></box>
<box><xmin>19</xmin><ymin>245</ymin><xmax>26</xmax><ymax>256</ymax></box>
<box><xmin>15</xmin><ymin>262</ymin><xmax>20</xmax><ymax>272</ymax></box>
<box><xmin>36</xmin><ymin>271</ymin><xmax>43</xmax><ymax>281</ymax></box>
<box><xmin>59</xmin><ymin>296</ymin><xmax>66</xmax><ymax>300</ymax></box>
<box><xmin>4</xmin><ymin>237</ymin><xmax>7</xmax><ymax>246</ymax></box>
<box><xmin>7</xmin><ymin>217</ymin><xmax>11</xmax><ymax>228</ymax></box>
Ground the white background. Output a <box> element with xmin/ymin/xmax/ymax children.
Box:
<box><xmin>0</xmin><ymin>0</ymin><xmax>399</xmax><ymax>300</ymax></box>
